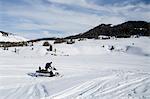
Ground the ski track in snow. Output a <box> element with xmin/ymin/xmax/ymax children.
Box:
<box><xmin>1</xmin><ymin>70</ymin><xmax>150</xmax><ymax>99</ymax></box>
<box><xmin>3</xmin><ymin>83</ymin><xmax>49</xmax><ymax>99</ymax></box>
<box><xmin>48</xmin><ymin>71</ymin><xmax>150</xmax><ymax>99</ymax></box>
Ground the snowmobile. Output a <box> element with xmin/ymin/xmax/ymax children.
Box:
<box><xmin>28</xmin><ymin>66</ymin><xmax>60</xmax><ymax>77</ymax></box>
<box><xmin>35</xmin><ymin>69</ymin><xmax>60</xmax><ymax>77</ymax></box>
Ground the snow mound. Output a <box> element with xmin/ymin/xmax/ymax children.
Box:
<box><xmin>53</xmin><ymin>41</ymin><xmax>108</xmax><ymax>55</ymax></box>
<box><xmin>126</xmin><ymin>46</ymin><xmax>150</xmax><ymax>56</ymax></box>
<box><xmin>19</xmin><ymin>46</ymin><xmax>48</xmax><ymax>57</ymax></box>
<box><xmin>103</xmin><ymin>44</ymin><xmax>150</xmax><ymax>56</ymax></box>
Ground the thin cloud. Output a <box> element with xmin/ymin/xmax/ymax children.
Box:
<box><xmin>1</xmin><ymin>0</ymin><xmax>150</xmax><ymax>38</ymax></box>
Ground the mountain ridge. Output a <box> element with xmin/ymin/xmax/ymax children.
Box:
<box><xmin>1</xmin><ymin>21</ymin><xmax>150</xmax><ymax>42</ymax></box>
<box><xmin>65</xmin><ymin>21</ymin><xmax>150</xmax><ymax>39</ymax></box>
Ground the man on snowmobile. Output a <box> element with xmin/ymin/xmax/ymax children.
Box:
<box><xmin>45</xmin><ymin>62</ymin><xmax>52</xmax><ymax>71</ymax></box>
<box><xmin>32</xmin><ymin>62</ymin><xmax>60</xmax><ymax>77</ymax></box>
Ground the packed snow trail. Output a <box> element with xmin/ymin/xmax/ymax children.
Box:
<box><xmin>1</xmin><ymin>70</ymin><xmax>150</xmax><ymax>99</ymax></box>
<box><xmin>1</xmin><ymin>84</ymin><xmax>48</xmax><ymax>99</ymax></box>
<box><xmin>47</xmin><ymin>71</ymin><xmax>150</xmax><ymax>99</ymax></box>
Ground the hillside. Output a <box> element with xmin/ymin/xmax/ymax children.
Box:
<box><xmin>66</xmin><ymin>21</ymin><xmax>150</xmax><ymax>39</ymax></box>
<box><xmin>0</xmin><ymin>31</ymin><xmax>27</xmax><ymax>42</ymax></box>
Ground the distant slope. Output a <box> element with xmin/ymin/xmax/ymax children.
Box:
<box><xmin>0</xmin><ymin>31</ymin><xmax>27</xmax><ymax>42</ymax></box>
<box><xmin>66</xmin><ymin>21</ymin><xmax>150</xmax><ymax>39</ymax></box>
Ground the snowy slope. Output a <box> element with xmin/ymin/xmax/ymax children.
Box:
<box><xmin>0</xmin><ymin>31</ymin><xmax>27</xmax><ymax>42</ymax></box>
<box><xmin>0</xmin><ymin>37</ymin><xmax>150</xmax><ymax>99</ymax></box>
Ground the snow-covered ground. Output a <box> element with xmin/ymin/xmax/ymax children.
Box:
<box><xmin>0</xmin><ymin>37</ymin><xmax>150</xmax><ymax>99</ymax></box>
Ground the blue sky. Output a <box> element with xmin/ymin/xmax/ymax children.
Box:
<box><xmin>0</xmin><ymin>0</ymin><xmax>150</xmax><ymax>39</ymax></box>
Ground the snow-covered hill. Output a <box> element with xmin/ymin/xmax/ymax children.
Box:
<box><xmin>0</xmin><ymin>37</ymin><xmax>150</xmax><ymax>99</ymax></box>
<box><xmin>0</xmin><ymin>31</ymin><xmax>27</xmax><ymax>42</ymax></box>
